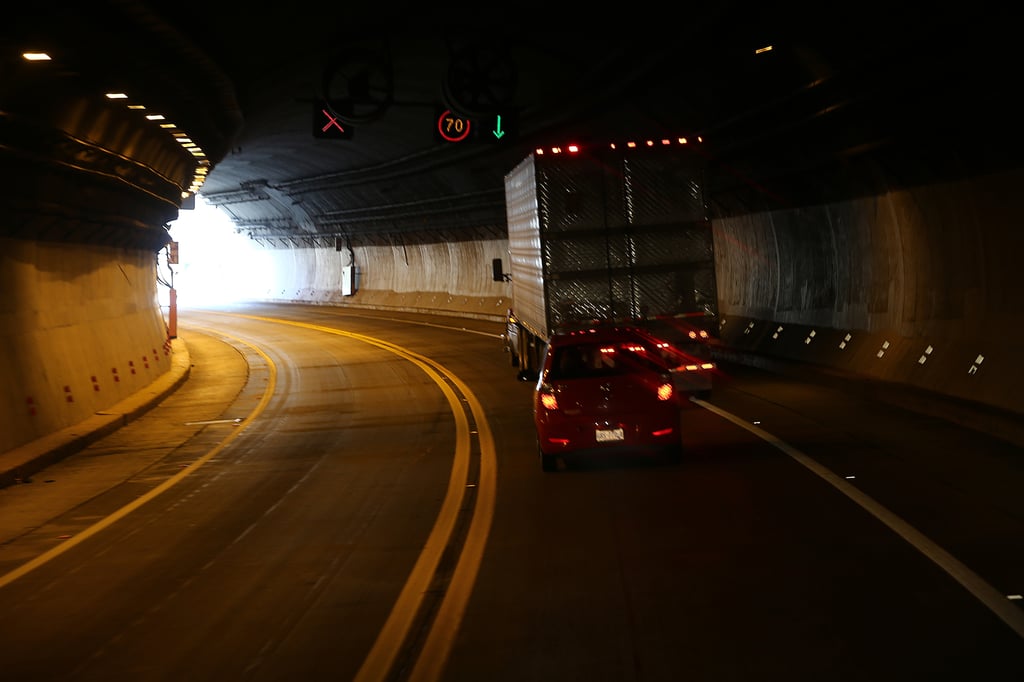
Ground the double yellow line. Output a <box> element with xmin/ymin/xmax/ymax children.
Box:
<box><xmin>234</xmin><ymin>314</ymin><xmax>498</xmax><ymax>682</ymax></box>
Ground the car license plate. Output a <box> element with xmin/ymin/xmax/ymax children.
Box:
<box><xmin>595</xmin><ymin>427</ymin><xmax>624</xmax><ymax>442</ymax></box>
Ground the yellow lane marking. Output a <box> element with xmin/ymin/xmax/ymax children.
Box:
<box><xmin>0</xmin><ymin>329</ymin><xmax>277</xmax><ymax>590</ymax></box>
<box><xmin>408</xmin><ymin>381</ymin><xmax>497</xmax><ymax>682</ymax></box>
<box><xmin>220</xmin><ymin>312</ymin><xmax>497</xmax><ymax>682</ymax></box>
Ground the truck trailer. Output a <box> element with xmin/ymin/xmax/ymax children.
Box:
<box><xmin>497</xmin><ymin>142</ymin><xmax>719</xmax><ymax>388</ymax></box>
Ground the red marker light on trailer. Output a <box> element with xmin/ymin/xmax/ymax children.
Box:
<box><xmin>548</xmin><ymin>137</ymin><xmax>699</xmax><ymax>154</ymax></box>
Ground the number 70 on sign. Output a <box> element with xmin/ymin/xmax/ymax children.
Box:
<box><xmin>435</xmin><ymin>108</ymin><xmax>515</xmax><ymax>144</ymax></box>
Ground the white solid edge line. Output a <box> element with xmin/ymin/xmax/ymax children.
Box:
<box><xmin>692</xmin><ymin>397</ymin><xmax>1024</xmax><ymax>640</ymax></box>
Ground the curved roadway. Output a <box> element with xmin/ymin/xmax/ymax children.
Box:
<box><xmin>1</xmin><ymin>303</ymin><xmax>1021</xmax><ymax>681</ymax></box>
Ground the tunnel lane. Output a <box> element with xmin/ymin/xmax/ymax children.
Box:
<box><xmin>0</xmin><ymin>309</ymin><xmax>499</xmax><ymax>681</ymax></box>
<box><xmin>207</xmin><ymin>311</ymin><xmax>500</xmax><ymax>682</ymax></box>
<box><xmin>694</xmin><ymin>396</ymin><xmax>1024</xmax><ymax>639</ymax></box>
<box><xmin>1</xmin><ymin>304</ymin><xmax>1022</xmax><ymax>680</ymax></box>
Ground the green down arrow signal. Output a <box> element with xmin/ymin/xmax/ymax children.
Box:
<box><xmin>492</xmin><ymin>115</ymin><xmax>504</xmax><ymax>140</ymax></box>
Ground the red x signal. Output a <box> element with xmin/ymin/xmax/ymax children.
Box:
<box><xmin>322</xmin><ymin>109</ymin><xmax>344</xmax><ymax>133</ymax></box>
<box><xmin>313</xmin><ymin>102</ymin><xmax>353</xmax><ymax>139</ymax></box>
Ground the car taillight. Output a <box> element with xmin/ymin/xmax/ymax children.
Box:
<box><xmin>539</xmin><ymin>385</ymin><xmax>559</xmax><ymax>411</ymax></box>
<box><xmin>657</xmin><ymin>381</ymin><xmax>674</xmax><ymax>401</ymax></box>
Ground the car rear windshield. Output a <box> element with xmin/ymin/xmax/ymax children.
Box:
<box><xmin>548</xmin><ymin>340</ymin><xmax>667</xmax><ymax>380</ymax></box>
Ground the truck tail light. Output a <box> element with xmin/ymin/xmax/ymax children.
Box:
<box><xmin>678</xmin><ymin>362</ymin><xmax>715</xmax><ymax>372</ymax></box>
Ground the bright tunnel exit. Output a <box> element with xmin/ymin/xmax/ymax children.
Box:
<box><xmin>161</xmin><ymin>196</ymin><xmax>271</xmax><ymax>307</ymax></box>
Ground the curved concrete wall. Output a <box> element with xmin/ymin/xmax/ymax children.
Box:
<box><xmin>0</xmin><ymin>238</ymin><xmax>171</xmax><ymax>454</ymax></box>
<box><xmin>250</xmin><ymin>168</ymin><xmax>1024</xmax><ymax>418</ymax></box>
<box><xmin>8</xmin><ymin>166</ymin><xmax>1022</xmax><ymax>459</ymax></box>
<box><xmin>714</xmin><ymin>167</ymin><xmax>1024</xmax><ymax>416</ymax></box>
<box><xmin>255</xmin><ymin>238</ymin><xmax>513</xmax><ymax>321</ymax></box>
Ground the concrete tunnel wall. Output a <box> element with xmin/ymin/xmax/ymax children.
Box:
<box><xmin>713</xmin><ymin>166</ymin><xmax>1024</xmax><ymax>417</ymax></box>
<box><xmin>0</xmin><ymin>238</ymin><xmax>172</xmax><ymax>455</ymax></box>
<box><xmin>4</xmin><ymin>165</ymin><xmax>1023</xmax><ymax>458</ymax></box>
<box><xmin>256</xmin><ymin>238</ymin><xmax>513</xmax><ymax>321</ymax></box>
<box><xmin>254</xmin><ymin>167</ymin><xmax>1024</xmax><ymax>421</ymax></box>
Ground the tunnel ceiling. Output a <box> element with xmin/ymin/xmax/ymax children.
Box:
<box><xmin>5</xmin><ymin>3</ymin><xmax>1019</xmax><ymax>247</ymax></box>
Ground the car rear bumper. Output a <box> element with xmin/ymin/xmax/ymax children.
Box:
<box><xmin>537</xmin><ymin>417</ymin><xmax>681</xmax><ymax>456</ymax></box>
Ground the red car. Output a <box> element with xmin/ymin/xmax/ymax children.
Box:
<box><xmin>533</xmin><ymin>324</ymin><xmax>685</xmax><ymax>471</ymax></box>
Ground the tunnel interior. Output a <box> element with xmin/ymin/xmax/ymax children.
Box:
<box><xmin>2</xmin><ymin>3</ymin><xmax>1023</xmax><ymax>455</ymax></box>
